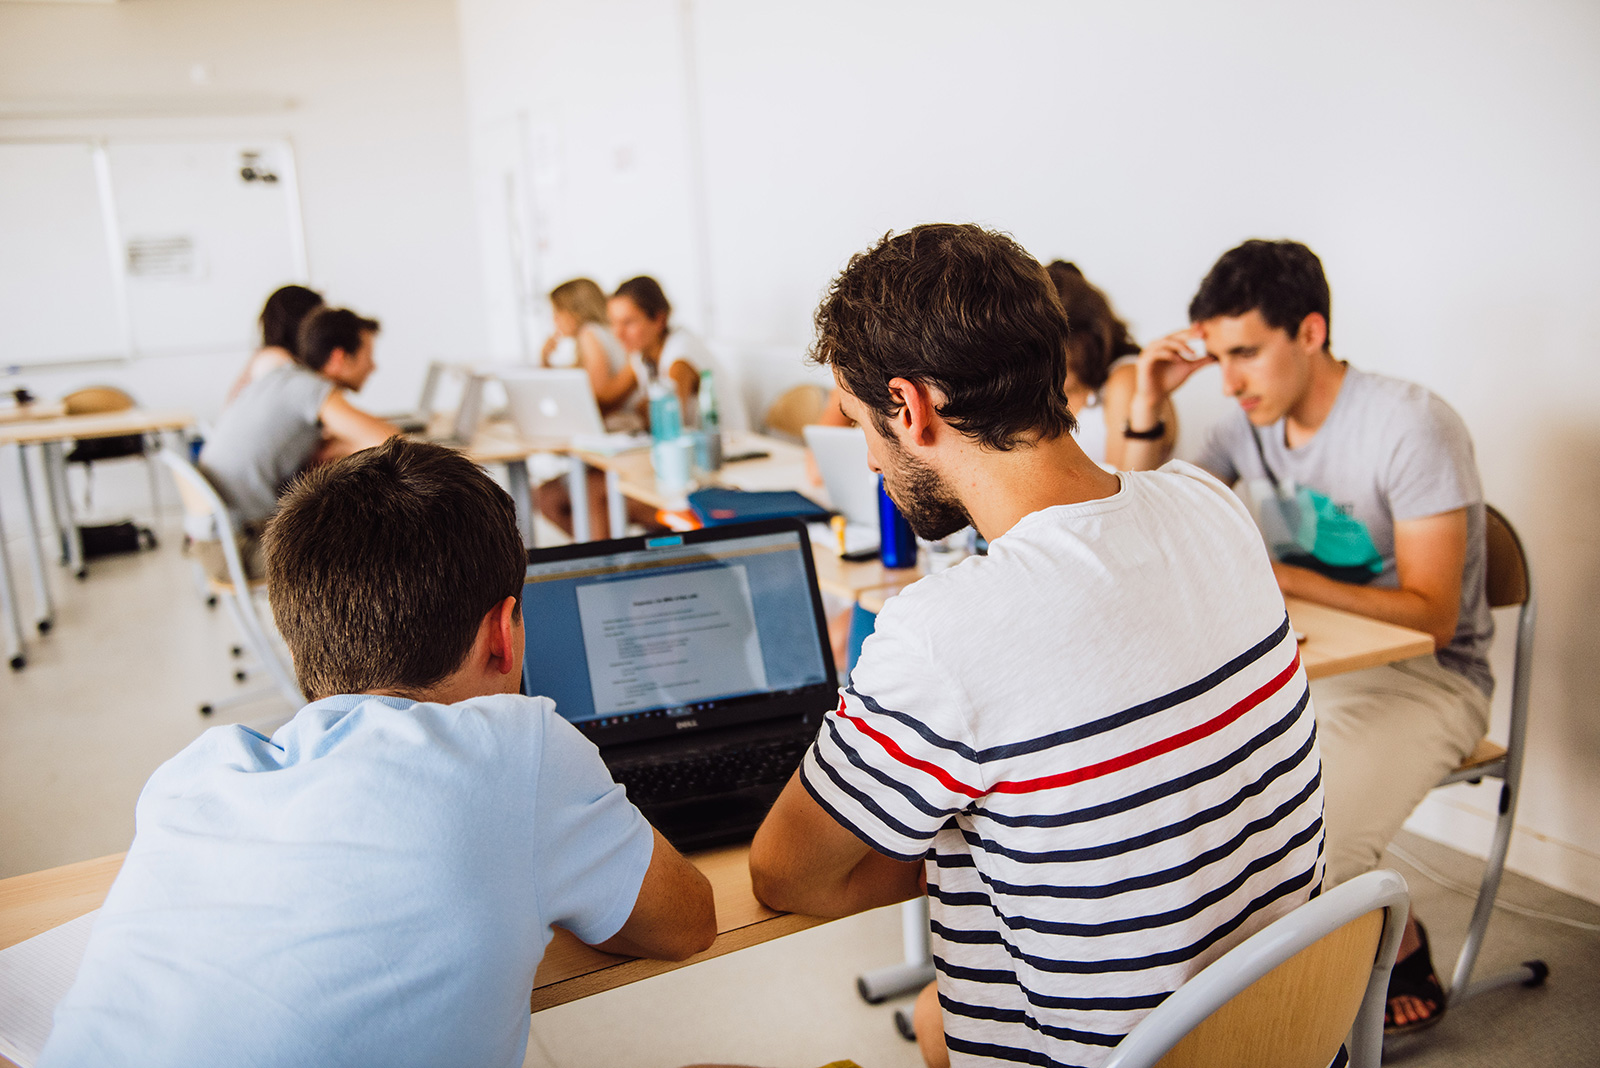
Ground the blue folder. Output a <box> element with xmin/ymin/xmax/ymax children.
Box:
<box><xmin>687</xmin><ymin>487</ymin><xmax>832</xmax><ymax>527</ymax></box>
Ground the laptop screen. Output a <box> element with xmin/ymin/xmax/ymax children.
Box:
<box><xmin>521</xmin><ymin>519</ymin><xmax>837</xmax><ymax>747</ymax></box>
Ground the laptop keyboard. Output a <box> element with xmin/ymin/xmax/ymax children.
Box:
<box><xmin>612</xmin><ymin>734</ymin><xmax>813</xmax><ymax>807</ymax></box>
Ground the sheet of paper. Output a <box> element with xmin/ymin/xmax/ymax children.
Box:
<box><xmin>576</xmin><ymin>564</ymin><xmax>768</xmax><ymax>717</ymax></box>
<box><xmin>0</xmin><ymin>909</ymin><xmax>98</xmax><ymax>1068</ymax></box>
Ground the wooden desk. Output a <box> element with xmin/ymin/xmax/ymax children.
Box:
<box><xmin>0</xmin><ymin>844</ymin><xmax>826</xmax><ymax>1021</ymax></box>
<box><xmin>0</xmin><ymin>402</ymin><xmax>67</xmax><ymax>425</ymax></box>
<box><xmin>0</xmin><ymin>408</ymin><xmax>194</xmax><ymax>670</ymax></box>
<box><xmin>0</xmin><ymin>591</ymin><xmax>1437</xmax><ymax>1052</ymax></box>
<box><xmin>575</xmin><ymin>431</ymin><xmax>816</xmax><ymax>539</ymax></box>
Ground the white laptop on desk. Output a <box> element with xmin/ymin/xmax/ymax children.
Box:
<box><xmin>803</xmin><ymin>424</ymin><xmax>880</xmax><ymax>552</ymax></box>
<box><xmin>501</xmin><ymin>369</ymin><xmax>606</xmax><ymax>440</ymax></box>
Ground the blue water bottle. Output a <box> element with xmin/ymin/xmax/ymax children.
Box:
<box><xmin>877</xmin><ymin>477</ymin><xmax>917</xmax><ymax>569</ymax></box>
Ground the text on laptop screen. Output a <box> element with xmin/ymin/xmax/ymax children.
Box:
<box><xmin>521</xmin><ymin>529</ymin><xmax>830</xmax><ymax>735</ymax></box>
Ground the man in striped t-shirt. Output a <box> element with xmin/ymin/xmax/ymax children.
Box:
<box><xmin>749</xmin><ymin>224</ymin><xmax>1325</xmax><ymax>1068</ymax></box>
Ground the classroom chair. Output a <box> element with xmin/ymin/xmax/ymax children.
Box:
<box><xmin>160</xmin><ymin>449</ymin><xmax>303</xmax><ymax>715</ymax></box>
<box><xmin>1427</xmin><ymin>504</ymin><xmax>1549</xmax><ymax>1004</ymax></box>
<box><xmin>61</xmin><ymin>386</ymin><xmax>162</xmax><ymax>521</ymax></box>
<box><xmin>1101</xmin><ymin>868</ymin><xmax>1410</xmax><ymax>1068</ymax></box>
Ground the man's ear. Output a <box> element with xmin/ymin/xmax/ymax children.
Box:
<box><xmin>1297</xmin><ymin>312</ymin><xmax>1328</xmax><ymax>353</ymax></box>
<box><xmin>886</xmin><ymin>377</ymin><xmax>944</xmax><ymax>448</ymax></box>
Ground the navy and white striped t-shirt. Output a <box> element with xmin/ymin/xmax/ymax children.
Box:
<box><xmin>802</xmin><ymin>462</ymin><xmax>1325</xmax><ymax>1068</ymax></box>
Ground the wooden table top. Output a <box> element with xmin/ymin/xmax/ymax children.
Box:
<box><xmin>0</xmin><ymin>402</ymin><xmax>68</xmax><ymax>424</ymax></box>
<box><xmin>457</xmin><ymin>418</ymin><xmax>576</xmax><ymax>465</ymax></box>
<box><xmin>0</xmin><ymin>407</ymin><xmax>193</xmax><ymax>445</ymax></box>
<box><xmin>0</xmin><ymin>844</ymin><xmax>828</xmax><ymax>1018</ymax></box>
<box><xmin>575</xmin><ymin>431</ymin><xmax>812</xmax><ymax>512</ymax></box>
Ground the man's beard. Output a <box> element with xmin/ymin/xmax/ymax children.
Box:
<box><xmin>880</xmin><ymin>435</ymin><xmax>970</xmax><ymax>541</ymax></box>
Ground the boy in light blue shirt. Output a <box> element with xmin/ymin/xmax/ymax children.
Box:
<box><xmin>41</xmin><ymin>438</ymin><xmax>716</xmax><ymax>1068</ymax></box>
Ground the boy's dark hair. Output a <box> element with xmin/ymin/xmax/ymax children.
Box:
<box><xmin>264</xmin><ymin>438</ymin><xmax>525</xmax><ymax>700</ymax></box>
<box><xmin>1046</xmin><ymin>261</ymin><xmax>1140</xmax><ymax>391</ymax></box>
<box><xmin>612</xmin><ymin>276</ymin><xmax>672</xmax><ymax>321</ymax></box>
<box><xmin>296</xmin><ymin>306</ymin><xmax>381</xmax><ymax>371</ymax></box>
<box><xmin>259</xmin><ymin>285</ymin><xmax>324</xmax><ymax>355</ymax></box>
<box><xmin>812</xmin><ymin>224</ymin><xmax>1075</xmax><ymax>450</ymax></box>
<box><xmin>1188</xmin><ymin>239</ymin><xmax>1332</xmax><ymax>349</ymax></box>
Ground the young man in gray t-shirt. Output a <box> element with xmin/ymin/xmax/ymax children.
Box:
<box><xmin>197</xmin><ymin>307</ymin><xmax>397</xmax><ymax>580</ymax></box>
<box><xmin>1124</xmin><ymin>239</ymin><xmax>1491</xmax><ymax>1036</ymax></box>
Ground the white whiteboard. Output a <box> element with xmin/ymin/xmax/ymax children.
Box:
<box><xmin>0</xmin><ymin>138</ymin><xmax>307</xmax><ymax>367</ymax></box>
<box><xmin>0</xmin><ymin>143</ymin><xmax>125</xmax><ymax>368</ymax></box>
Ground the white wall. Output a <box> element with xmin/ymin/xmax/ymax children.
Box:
<box><xmin>457</xmin><ymin>0</ymin><xmax>1600</xmax><ymax>901</ymax></box>
<box><xmin>0</xmin><ymin>0</ymin><xmax>486</xmax><ymax>429</ymax></box>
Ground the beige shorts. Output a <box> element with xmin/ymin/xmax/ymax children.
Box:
<box><xmin>191</xmin><ymin>524</ymin><xmax>267</xmax><ymax>586</ymax></box>
<box><xmin>1311</xmin><ymin>655</ymin><xmax>1489</xmax><ymax>887</ymax></box>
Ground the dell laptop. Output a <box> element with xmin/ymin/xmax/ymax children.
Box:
<box><xmin>520</xmin><ymin>517</ymin><xmax>838</xmax><ymax>850</ymax></box>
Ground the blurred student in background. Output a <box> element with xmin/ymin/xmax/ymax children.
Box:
<box><xmin>607</xmin><ymin>276</ymin><xmax>711</xmax><ymax>426</ymax></box>
<box><xmin>197</xmin><ymin>306</ymin><xmax>397</xmax><ymax>581</ymax></box>
<box><xmin>539</xmin><ymin>278</ymin><xmax>636</xmax><ymax>430</ymax></box>
<box><xmin>226</xmin><ymin>285</ymin><xmax>324</xmax><ymax>404</ymax></box>
<box><xmin>1046</xmin><ymin>260</ymin><xmax>1177</xmax><ymax>467</ymax></box>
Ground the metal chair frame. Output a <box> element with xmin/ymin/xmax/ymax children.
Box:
<box><xmin>1430</xmin><ymin>504</ymin><xmax>1548</xmax><ymax>1003</ymax></box>
<box><xmin>159</xmin><ymin>449</ymin><xmax>303</xmax><ymax>712</ymax></box>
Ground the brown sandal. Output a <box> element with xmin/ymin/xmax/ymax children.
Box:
<box><xmin>1384</xmin><ymin>921</ymin><xmax>1447</xmax><ymax>1034</ymax></box>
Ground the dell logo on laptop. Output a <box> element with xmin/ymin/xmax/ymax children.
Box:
<box><xmin>675</xmin><ymin>719</ymin><xmax>698</xmax><ymax>730</ymax></box>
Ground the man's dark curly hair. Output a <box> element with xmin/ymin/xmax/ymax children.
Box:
<box><xmin>811</xmin><ymin>223</ymin><xmax>1076</xmax><ymax>451</ymax></box>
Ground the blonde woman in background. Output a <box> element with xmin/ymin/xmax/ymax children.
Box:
<box><xmin>540</xmin><ymin>278</ymin><xmax>635</xmax><ymax>429</ymax></box>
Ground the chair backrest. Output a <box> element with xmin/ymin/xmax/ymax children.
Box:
<box><xmin>764</xmin><ymin>383</ymin><xmax>826</xmax><ymax>440</ymax></box>
<box><xmin>1103</xmin><ymin>869</ymin><xmax>1409</xmax><ymax>1068</ymax></box>
<box><xmin>160</xmin><ymin>449</ymin><xmax>250</xmax><ymax>583</ymax></box>
<box><xmin>1483</xmin><ymin>504</ymin><xmax>1528</xmax><ymax>609</ymax></box>
<box><xmin>63</xmin><ymin>386</ymin><xmax>136</xmax><ymax>415</ymax></box>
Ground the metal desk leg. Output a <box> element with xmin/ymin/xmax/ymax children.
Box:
<box><xmin>42</xmin><ymin>441</ymin><xmax>85</xmax><ymax>579</ymax></box>
<box><xmin>606</xmin><ymin>470</ymin><xmax>626</xmax><ymax>540</ymax></box>
<box><xmin>567</xmin><ymin>456</ymin><xmax>590</xmax><ymax>544</ymax></box>
<box><xmin>15</xmin><ymin>445</ymin><xmax>55</xmax><ymax>632</ymax></box>
<box><xmin>506</xmin><ymin>458</ymin><xmax>535</xmax><ymax>549</ymax></box>
<box><xmin>0</xmin><ymin>497</ymin><xmax>26</xmax><ymax>669</ymax></box>
<box><xmin>856</xmin><ymin>896</ymin><xmax>936</xmax><ymax>1003</ymax></box>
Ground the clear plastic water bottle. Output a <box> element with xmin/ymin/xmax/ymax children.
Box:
<box><xmin>647</xmin><ymin>379</ymin><xmax>681</xmax><ymax>444</ymax></box>
<box><xmin>697</xmin><ymin>368</ymin><xmax>723</xmax><ymax>472</ymax></box>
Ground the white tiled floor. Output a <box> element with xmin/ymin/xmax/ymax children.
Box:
<box><xmin>0</xmin><ymin>514</ymin><xmax>926</xmax><ymax>1068</ymax></box>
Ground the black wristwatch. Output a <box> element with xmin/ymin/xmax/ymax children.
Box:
<box><xmin>1122</xmin><ymin>419</ymin><xmax>1167</xmax><ymax>440</ymax></box>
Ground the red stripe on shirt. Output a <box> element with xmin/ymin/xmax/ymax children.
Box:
<box><xmin>835</xmin><ymin>709</ymin><xmax>987</xmax><ymax>799</ymax></box>
<box><xmin>990</xmin><ymin>651</ymin><xmax>1302</xmax><ymax>795</ymax></box>
<box><xmin>835</xmin><ymin>650</ymin><xmax>1302</xmax><ymax>800</ymax></box>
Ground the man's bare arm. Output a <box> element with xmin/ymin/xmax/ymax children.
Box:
<box><xmin>748</xmin><ymin>772</ymin><xmax>924</xmax><ymax>918</ymax></box>
<box><xmin>592</xmin><ymin>827</ymin><xmax>717</xmax><ymax>961</ymax></box>
<box><xmin>1273</xmin><ymin>508</ymin><xmax>1468</xmax><ymax>650</ymax></box>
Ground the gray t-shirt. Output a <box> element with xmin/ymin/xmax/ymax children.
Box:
<box><xmin>200</xmin><ymin>364</ymin><xmax>334</xmax><ymax>525</ymax></box>
<box><xmin>1197</xmin><ymin>365</ymin><xmax>1493</xmax><ymax>695</ymax></box>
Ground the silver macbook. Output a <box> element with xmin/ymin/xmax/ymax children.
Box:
<box><xmin>501</xmin><ymin>368</ymin><xmax>606</xmax><ymax>440</ymax></box>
